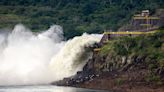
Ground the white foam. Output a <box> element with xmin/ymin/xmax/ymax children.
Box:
<box><xmin>0</xmin><ymin>24</ymin><xmax>102</xmax><ymax>85</ymax></box>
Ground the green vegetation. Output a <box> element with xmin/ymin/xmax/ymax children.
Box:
<box><xmin>115</xmin><ymin>78</ymin><xmax>125</xmax><ymax>86</ymax></box>
<box><xmin>101</xmin><ymin>29</ymin><xmax>164</xmax><ymax>58</ymax></box>
<box><xmin>0</xmin><ymin>0</ymin><xmax>164</xmax><ymax>38</ymax></box>
<box><xmin>145</xmin><ymin>73</ymin><xmax>162</xmax><ymax>85</ymax></box>
<box><xmin>99</xmin><ymin>29</ymin><xmax>164</xmax><ymax>84</ymax></box>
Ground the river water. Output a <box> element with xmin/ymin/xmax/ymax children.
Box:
<box><xmin>0</xmin><ymin>85</ymin><xmax>109</xmax><ymax>92</ymax></box>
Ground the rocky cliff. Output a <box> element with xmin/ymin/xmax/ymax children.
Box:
<box><xmin>53</xmin><ymin>29</ymin><xmax>164</xmax><ymax>92</ymax></box>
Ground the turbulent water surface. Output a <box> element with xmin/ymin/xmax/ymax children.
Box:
<box><xmin>0</xmin><ymin>85</ymin><xmax>108</xmax><ymax>92</ymax></box>
<box><xmin>0</xmin><ymin>24</ymin><xmax>102</xmax><ymax>85</ymax></box>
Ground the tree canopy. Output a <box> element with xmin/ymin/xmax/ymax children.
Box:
<box><xmin>0</xmin><ymin>0</ymin><xmax>163</xmax><ymax>38</ymax></box>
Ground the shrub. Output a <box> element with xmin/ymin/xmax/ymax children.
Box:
<box><xmin>145</xmin><ymin>73</ymin><xmax>162</xmax><ymax>85</ymax></box>
<box><xmin>115</xmin><ymin>78</ymin><xmax>125</xmax><ymax>86</ymax></box>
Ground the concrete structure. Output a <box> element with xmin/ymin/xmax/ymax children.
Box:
<box><xmin>132</xmin><ymin>10</ymin><xmax>160</xmax><ymax>32</ymax></box>
<box><xmin>94</xmin><ymin>10</ymin><xmax>160</xmax><ymax>52</ymax></box>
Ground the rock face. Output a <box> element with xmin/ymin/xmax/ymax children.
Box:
<box><xmin>72</xmin><ymin>52</ymin><xmax>163</xmax><ymax>92</ymax></box>
<box><xmin>51</xmin><ymin>58</ymin><xmax>98</xmax><ymax>86</ymax></box>
<box><xmin>52</xmin><ymin>30</ymin><xmax>164</xmax><ymax>92</ymax></box>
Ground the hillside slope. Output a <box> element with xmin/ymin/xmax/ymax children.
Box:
<box><xmin>75</xmin><ymin>29</ymin><xmax>164</xmax><ymax>92</ymax></box>
<box><xmin>0</xmin><ymin>0</ymin><xmax>164</xmax><ymax>38</ymax></box>
<box><xmin>53</xmin><ymin>29</ymin><xmax>164</xmax><ymax>92</ymax></box>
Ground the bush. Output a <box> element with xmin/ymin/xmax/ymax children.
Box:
<box><xmin>115</xmin><ymin>78</ymin><xmax>125</xmax><ymax>86</ymax></box>
<box><xmin>159</xmin><ymin>60</ymin><xmax>164</xmax><ymax>68</ymax></box>
<box><xmin>145</xmin><ymin>73</ymin><xmax>162</xmax><ymax>85</ymax></box>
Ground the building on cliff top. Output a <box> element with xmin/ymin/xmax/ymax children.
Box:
<box><xmin>132</xmin><ymin>10</ymin><xmax>160</xmax><ymax>32</ymax></box>
<box><xmin>94</xmin><ymin>10</ymin><xmax>161</xmax><ymax>51</ymax></box>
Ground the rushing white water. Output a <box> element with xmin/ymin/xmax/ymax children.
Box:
<box><xmin>0</xmin><ymin>24</ymin><xmax>102</xmax><ymax>85</ymax></box>
<box><xmin>50</xmin><ymin>33</ymin><xmax>101</xmax><ymax>80</ymax></box>
<box><xmin>0</xmin><ymin>85</ymin><xmax>106</xmax><ymax>92</ymax></box>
